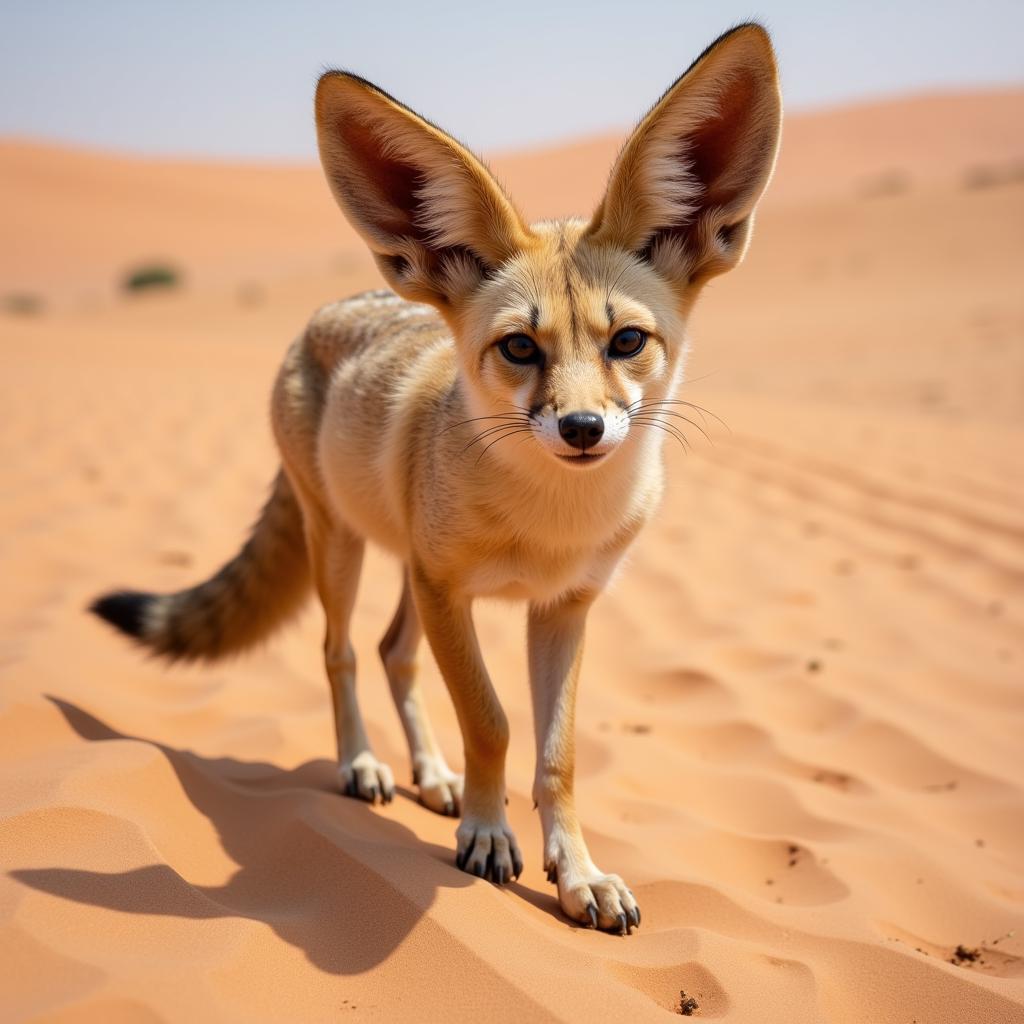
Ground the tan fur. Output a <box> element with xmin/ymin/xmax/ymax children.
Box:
<box><xmin>92</xmin><ymin>24</ymin><xmax>781</xmax><ymax>933</ymax></box>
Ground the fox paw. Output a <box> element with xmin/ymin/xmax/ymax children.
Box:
<box><xmin>413</xmin><ymin>757</ymin><xmax>463</xmax><ymax>817</ymax></box>
<box><xmin>548</xmin><ymin>862</ymin><xmax>640</xmax><ymax>935</ymax></box>
<box><xmin>455</xmin><ymin>818</ymin><xmax>523</xmax><ymax>884</ymax></box>
<box><xmin>338</xmin><ymin>751</ymin><xmax>395</xmax><ymax>805</ymax></box>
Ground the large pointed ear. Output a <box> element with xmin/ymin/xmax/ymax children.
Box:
<box><xmin>315</xmin><ymin>72</ymin><xmax>532</xmax><ymax>306</ymax></box>
<box><xmin>587</xmin><ymin>24</ymin><xmax>781</xmax><ymax>286</ymax></box>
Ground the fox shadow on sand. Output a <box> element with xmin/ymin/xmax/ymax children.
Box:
<box><xmin>11</xmin><ymin>696</ymin><xmax>562</xmax><ymax>975</ymax></box>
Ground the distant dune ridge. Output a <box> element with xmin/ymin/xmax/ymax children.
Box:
<box><xmin>2</xmin><ymin>88</ymin><xmax>1022</xmax><ymax>305</ymax></box>
<box><xmin>1</xmin><ymin>88</ymin><xmax>1023</xmax><ymax>1022</ymax></box>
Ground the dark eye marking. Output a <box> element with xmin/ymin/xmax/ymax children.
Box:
<box><xmin>498</xmin><ymin>333</ymin><xmax>542</xmax><ymax>365</ymax></box>
<box><xmin>608</xmin><ymin>327</ymin><xmax>647</xmax><ymax>359</ymax></box>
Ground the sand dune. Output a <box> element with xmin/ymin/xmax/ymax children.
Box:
<box><xmin>4</xmin><ymin>88</ymin><xmax>1022</xmax><ymax>305</ymax></box>
<box><xmin>1</xmin><ymin>90</ymin><xmax>1023</xmax><ymax>1022</ymax></box>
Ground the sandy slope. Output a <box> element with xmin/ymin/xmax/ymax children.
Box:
<box><xmin>1</xmin><ymin>90</ymin><xmax>1023</xmax><ymax>1022</ymax></box>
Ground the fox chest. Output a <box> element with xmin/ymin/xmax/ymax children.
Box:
<box><xmin>460</xmin><ymin>541</ymin><xmax>621</xmax><ymax>603</ymax></box>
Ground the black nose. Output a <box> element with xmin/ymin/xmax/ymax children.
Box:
<box><xmin>558</xmin><ymin>411</ymin><xmax>604</xmax><ymax>451</ymax></box>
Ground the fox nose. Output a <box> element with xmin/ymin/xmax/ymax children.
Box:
<box><xmin>558</xmin><ymin>411</ymin><xmax>604</xmax><ymax>451</ymax></box>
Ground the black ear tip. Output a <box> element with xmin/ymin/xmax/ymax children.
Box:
<box><xmin>89</xmin><ymin>590</ymin><xmax>153</xmax><ymax>640</ymax></box>
<box><xmin>317</xmin><ymin>68</ymin><xmax>385</xmax><ymax>98</ymax></box>
<box><xmin>713</xmin><ymin>22</ymin><xmax>774</xmax><ymax>55</ymax></box>
<box><xmin>315</xmin><ymin>69</ymin><xmax>358</xmax><ymax>106</ymax></box>
<box><xmin>318</xmin><ymin>68</ymin><xmax>347</xmax><ymax>86</ymax></box>
<box><xmin>727</xmin><ymin>21</ymin><xmax>770</xmax><ymax>39</ymax></box>
<box><xmin>315</xmin><ymin>69</ymin><xmax>345</xmax><ymax>102</ymax></box>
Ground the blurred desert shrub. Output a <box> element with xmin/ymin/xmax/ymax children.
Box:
<box><xmin>122</xmin><ymin>263</ymin><xmax>182</xmax><ymax>293</ymax></box>
<box><xmin>857</xmin><ymin>170</ymin><xmax>911</xmax><ymax>199</ymax></box>
<box><xmin>964</xmin><ymin>161</ymin><xmax>1024</xmax><ymax>190</ymax></box>
<box><xmin>3</xmin><ymin>292</ymin><xmax>45</xmax><ymax>315</ymax></box>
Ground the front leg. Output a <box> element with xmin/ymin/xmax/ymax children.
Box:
<box><xmin>529</xmin><ymin>589</ymin><xmax>640</xmax><ymax>934</ymax></box>
<box><xmin>410</xmin><ymin>563</ymin><xmax>523</xmax><ymax>884</ymax></box>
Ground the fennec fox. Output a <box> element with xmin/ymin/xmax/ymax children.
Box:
<box><xmin>92</xmin><ymin>24</ymin><xmax>781</xmax><ymax>934</ymax></box>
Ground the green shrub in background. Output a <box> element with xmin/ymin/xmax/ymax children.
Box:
<box><xmin>122</xmin><ymin>263</ymin><xmax>182</xmax><ymax>292</ymax></box>
<box><xmin>2</xmin><ymin>293</ymin><xmax>45</xmax><ymax>315</ymax></box>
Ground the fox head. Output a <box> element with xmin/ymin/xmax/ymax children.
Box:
<box><xmin>315</xmin><ymin>24</ymin><xmax>781</xmax><ymax>473</ymax></box>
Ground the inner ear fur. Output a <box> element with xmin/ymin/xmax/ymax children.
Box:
<box><xmin>587</xmin><ymin>23</ymin><xmax>782</xmax><ymax>286</ymax></box>
<box><xmin>315</xmin><ymin>72</ymin><xmax>532</xmax><ymax>306</ymax></box>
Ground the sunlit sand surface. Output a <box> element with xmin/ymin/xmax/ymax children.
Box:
<box><xmin>2</xmin><ymin>89</ymin><xmax>1022</xmax><ymax>1021</ymax></box>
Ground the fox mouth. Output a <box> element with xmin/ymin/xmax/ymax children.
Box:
<box><xmin>557</xmin><ymin>452</ymin><xmax>607</xmax><ymax>466</ymax></box>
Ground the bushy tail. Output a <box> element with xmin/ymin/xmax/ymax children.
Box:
<box><xmin>90</xmin><ymin>471</ymin><xmax>310</xmax><ymax>662</ymax></box>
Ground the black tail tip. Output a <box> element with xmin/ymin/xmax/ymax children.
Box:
<box><xmin>89</xmin><ymin>590</ymin><xmax>154</xmax><ymax>640</ymax></box>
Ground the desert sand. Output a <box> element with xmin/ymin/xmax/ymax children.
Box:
<box><xmin>1</xmin><ymin>89</ymin><xmax>1023</xmax><ymax>1022</ymax></box>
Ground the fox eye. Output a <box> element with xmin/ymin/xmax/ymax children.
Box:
<box><xmin>609</xmin><ymin>327</ymin><xmax>647</xmax><ymax>359</ymax></box>
<box><xmin>498</xmin><ymin>333</ymin><xmax>541</xmax><ymax>365</ymax></box>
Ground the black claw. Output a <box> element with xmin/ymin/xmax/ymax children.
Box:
<box><xmin>458</xmin><ymin>831</ymin><xmax>475</xmax><ymax>871</ymax></box>
<box><xmin>485</xmin><ymin>848</ymin><xmax>496</xmax><ymax>882</ymax></box>
<box><xmin>586</xmin><ymin>904</ymin><xmax>598</xmax><ymax>929</ymax></box>
<box><xmin>443</xmin><ymin>800</ymin><xmax>455</xmax><ymax>817</ymax></box>
<box><xmin>412</xmin><ymin>767</ymin><xmax>420</xmax><ymax>786</ymax></box>
<box><xmin>629</xmin><ymin>906</ymin><xmax>641</xmax><ymax>928</ymax></box>
<box><xmin>384</xmin><ymin>788</ymin><xmax>395</xmax><ymax>804</ymax></box>
<box><xmin>546</xmin><ymin>866</ymin><xmax>557</xmax><ymax>884</ymax></box>
<box><xmin>512</xmin><ymin>855</ymin><xmax>524</xmax><ymax>880</ymax></box>
<box><xmin>617</xmin><ymin>912</ymin><xmax>628</xmax><ymax>936</ymax></box>
<box><xmin>367</xmin><ymin>785</ymin><xmax>379</xmax><ymax>804</ymax></box>
<box><xmin>345</xmin><ymin>778</ymin><xmax>357</xmax><ymax>798</ymax></box>
<box><xmin>456</xmin><ymin>847</ymin><xmax>468</xmax><ymax>870</ymax></box>
<box><xmin>473</xmin><ymin>861</ymin><xmax>485</xmax><ymax>878</ymax></box>
<box><xmin>495</xmin><ymin>865</ymin><xmax>506</xmax><ymax>886</ymax></box>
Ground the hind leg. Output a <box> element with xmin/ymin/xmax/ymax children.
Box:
<box><xmin>380</xmin><ymin>570</ymin><xmax>463</xmax><ymax>816</ymax></box>
<box><xmin>304</xmin><ymin>507</ymin><xmax>394</xmax><ymax>805</ymax></box>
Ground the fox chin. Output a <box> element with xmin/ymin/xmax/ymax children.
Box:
<box><xmin>91</xmin><ymin>23</ymin><xmax>782</xmax><ymax>934</ymax></box>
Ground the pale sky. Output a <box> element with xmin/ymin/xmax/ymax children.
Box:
<box><xmin>2</xmin><ymin>1</ymin><xmax>1022</xmax><ymax>159</ymax></box>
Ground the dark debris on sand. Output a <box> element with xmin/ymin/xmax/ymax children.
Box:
<box><xmin>951</xmin><ymin>944</ymin><xmax>981</xmax><ymax>965</ymax></box>
<box><xmin>678</xmin><ymin>991</ymin><xmax>700</xmax><ymax>1016</ymax></box>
